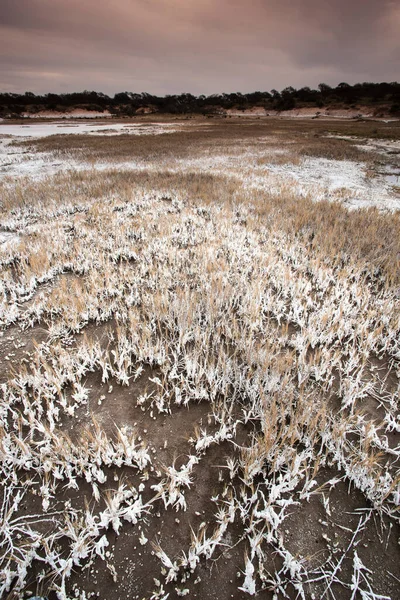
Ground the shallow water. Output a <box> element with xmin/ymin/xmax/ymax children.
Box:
<box><xmin>381</xmin><ymin>165</ymin><xmax>400</xmax><ymax>187</ymax></box>
<box><xmin>385</xmin><ymin>173</ymin><xmax>400</xmax><ymax>185</ymax></box>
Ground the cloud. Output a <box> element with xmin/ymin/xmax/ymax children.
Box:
<box><xmin>0</xmin><ymin>0</ymin><xmax>398</xmax><ymax>94</ymax></box>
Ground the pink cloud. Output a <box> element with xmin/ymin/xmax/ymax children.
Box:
<box><xmin>0</xmin><ymin>0</ymin><xmax>398</xmax><ymax>94</ymax></box>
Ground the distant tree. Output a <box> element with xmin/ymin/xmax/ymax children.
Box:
<box><xmin>0</xmin><ymin>82</ymin><xmax>399</xmax><ymax>117</ymax></box>
<box><xmin>318</xmin><ymin>83</ymin><xmax>332</xmax><ymax>93</ymax></box>
<box><xmin>281</xmin><ymin>86</ymin><xmax>296</xmax><ymax>95</ymax></box>
<box><xmin>113</xmin><ymin>92</ymin><xmax>131</xmax><ymax>103</ymax></box>
<box><xmin>297</xmin><ymin>87</ymin><xmax>318</xmax><ymax>102</ymax></box>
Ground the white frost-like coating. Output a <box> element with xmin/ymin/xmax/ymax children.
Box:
<box><xmin>0</xmin><ymin>121</ymin><xmax>182</xmax><ymax>138</ymax></box>
<box><xmin>0</xmin><ymin>122</ymin><xmax>399</xmax><ymax>212</ymax></box>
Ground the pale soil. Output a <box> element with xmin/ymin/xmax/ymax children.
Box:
<box><xmin>21</xmin><ymin>109</ymin><xmax>113</xmax><ymax>119</ymax></box>
<box><xmin>224</xmin><ymin>107</ymin><xmax>394</xmax><ymax>119</ymax></box>
<box><xmin>14</xmin><ymin>106</ymin><xmax>399</xmax><ymax>121</ymax></box>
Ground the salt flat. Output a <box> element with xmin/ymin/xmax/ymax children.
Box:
<box><xmin>0</xmin><ymin>120</ymin><xmax>184</xmax><ymax>138</ymax></box>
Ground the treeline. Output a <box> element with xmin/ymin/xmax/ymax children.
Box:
<box><xmin>1</xmin><ymin>82</ymin><xmax>399</xmax><ymax>117</ymax></box>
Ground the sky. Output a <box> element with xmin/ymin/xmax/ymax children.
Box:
<box><xmin>0</xmin><ymin>0</ymin><xmax>399</xmax><ymax>95</ymax></box>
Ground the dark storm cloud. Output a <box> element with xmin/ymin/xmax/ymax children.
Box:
<box><xmin>0</xmin><ymin>0</ymin><xmax>398</xmax><ymax>94</ymax></box>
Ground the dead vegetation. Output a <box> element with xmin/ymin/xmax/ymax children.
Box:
<box><xmin>13</xmin><ymin>116</ymin><xmax>400</xmax><ymax>163</ymax></box>
<box><xmin>2</xmin><ymin>168</ymin><xmax>399</xmax><ymax>285</ymax></box>
<box><xmin>0</xmin><ymin>121</ymin><xmax>399</xmax><ymax>600</ymax></box>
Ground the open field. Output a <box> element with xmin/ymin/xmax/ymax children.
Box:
<box><xmin>0</xmin><ymin>117</ymin><xmax>399</xmax><ymax>600</ymax></box>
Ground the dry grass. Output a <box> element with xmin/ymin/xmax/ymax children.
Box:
<box><xmin>295</xmin><ymin>136</ymin><xmax>373</xmax><ymax>162</ymax></box>
<box><xmin>2</xmin><ymin>168</ymin><xmax>399</xmax><ymax>285</ymax></box>
<box><xmin>13</xmin><ymin>116</ymin><xmax>399</xmax><ymax>164</ymax></box>
<box><xmin>0</xmin><ymin>120</ymin><xmax>399</xmax><ymax>600</ymax></box>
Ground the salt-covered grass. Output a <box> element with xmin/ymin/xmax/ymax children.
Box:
<box><xmin>2</xmin><ymin>116</ymin><xmax>399</xmax><ymax>210</ymax></box>
<box><xmin>0</xmin><ymin>118</ymin><xmax>399</xmax><ymax>599</ymax></box>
